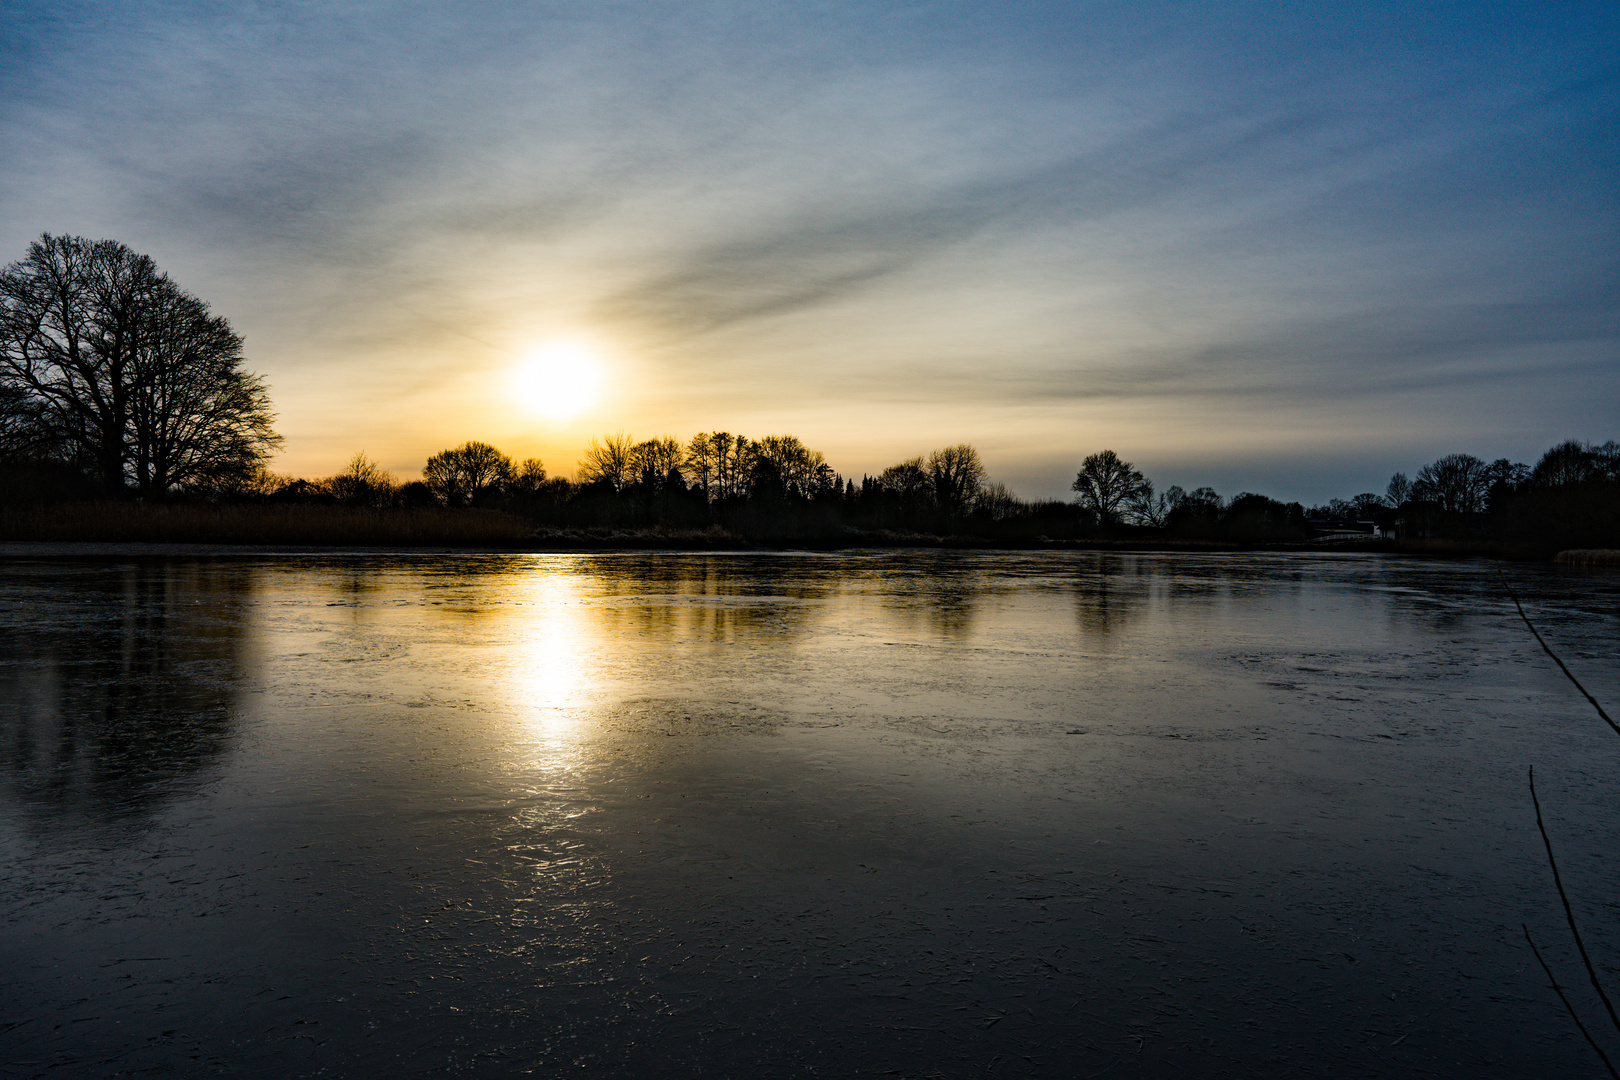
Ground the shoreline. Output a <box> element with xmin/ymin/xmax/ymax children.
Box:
<box><xmin>0</xmin><ymin>537</ymin><xmax>1596</xmax><ymax>563</ymax></box>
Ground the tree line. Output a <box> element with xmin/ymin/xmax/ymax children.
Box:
<box><xmin>241</xmin><ymin>435</ymin><xmax>1078</xmax><ymax>542</ymax></box>
<box><xmin>1059</xmin><ymin>442</ymin><xmax>1620</xmax><ymax>552</ymax></box>
<box><xmin>1064</xmin><ymin>449</ymin><xmax>1313</xmax><ymax>543</ymax></box>
<box><xmin>232</xmin><ymin>439</ymin><xmax>1328</xmax><ymax>547</ymax></box>
<box><xmin>1373</xmin><ymin>442</ymin><xmax>1620</xmax><ymax>551</ymax></box>
<box><xmin>3</xmin><ymin>235</ymin><xmax>1614</xmax><ymax>553</ymax></box>
<box><xmin>234</xmin><ymin>436</ymin><xmax>1378</xmax><ymax>548</ymax></box>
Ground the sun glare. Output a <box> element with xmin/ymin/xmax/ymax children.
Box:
<box><xmin>514</xmin><ymin>340</ymin><xmax>604</xmax><ymax>420</ymax></box>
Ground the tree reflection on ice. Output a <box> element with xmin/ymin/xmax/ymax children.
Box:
<box><xmin>0</xmin><ymin>560</ymin><xmax>251</xmax><ymax>828</ymax></box>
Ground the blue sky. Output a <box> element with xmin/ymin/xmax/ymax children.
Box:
<box><xmin>1</xmin><ymin>1</ymin><xmax>1615</xmax><ymax>500</ymax></box>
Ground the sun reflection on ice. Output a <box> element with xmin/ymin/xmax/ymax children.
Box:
<box><xmin>507</xmin><ymin>564</ymin><xmax>596</xmax><ymax>741</ymax></box>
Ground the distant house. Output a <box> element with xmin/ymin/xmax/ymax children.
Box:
<box><xmin>1306</xmin><ymin>510</ymin><xmax>1373</xmax><ymax>542</ymax></box>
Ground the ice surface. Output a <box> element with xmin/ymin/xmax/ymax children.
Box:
<box><xmin>1</xmin><ymin>551</ymin><xmax>1617</xmax><ymax>1077</ymax></box>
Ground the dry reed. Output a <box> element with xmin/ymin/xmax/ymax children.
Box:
<box><xmin>1554</xmin><ymin>549</ymin><xmax>1620</xmax><ymax>567</ymax></box>
<box><xmin>0</xmin><ymin>502</ymin><xmax>534</xmax><ymax>547</ymax></box>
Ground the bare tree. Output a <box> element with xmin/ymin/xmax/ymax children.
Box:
<box><xmin>927</xmin><ymin>444</ymin><xmax>985</xmax><ymax>516</ymax></box>
<box><xmin>719</xmin><ymin>434</ymin><xmax>757</xmax><ymax>499</ymax></box>
<box><xmin>1600</xmin><ymin>441</ymin><xmax>1620</xmax><ymax>482</ymax></box>
<box><xmin>424</xmin><ymin>441</ymin><xmax>514</xmax><ymax>506</ymax></box>
<box><xmin>235</xmin><ymin>465</ymin><xmax>293</xmax><ymax>499</ymax></box>
<box><xmin>1125</xmin><ymin>482</ymin><xmax>1171</xmax><ymax>527</ymax></box>
<box><xmin>1483</xmin><ymin>458</ymin><xmax>1528</xmax><ymax>491</ymax></box>
<box><xmin>756</xmin><ymin>434</ymin><xmax>836</xmax><ymax>498</ymax></box>
<box><xmin>1386</xmin><ymin>472</ymin><xmax>1413</xmax><ymax>506</ymax></box>
<box><xmin>685</xmin><ymin>432</ymin><xmax>716</xmax><ymax>498</ymax></box>
<box><xmin>975</xmin><ymin>481</ymin><xmax>1023</xmax><ymax>521</ymax></box>
<box><xmin>325</xmin><ymin>451</ymin><xmax>396</xmax><ymax>507</ymax></box>
<box><xmin>1071</xmin><ymin>450</ymin><xmax>1150</xmax><ymax>524</ymax></box>
<box><xmin>1135</xmin><ymin>483</ymin><xmax>1227</xmax><ymax>529</ymax></box>
<box><xmin>1478</xmin><ymin>458</ymin><xmax>1529</xmax><ymax>512</ymax></box>
<box><xmin>631</xmin><ymin>436</ymin><xmax>685</xmax><ymax>486</ymax></box>
<box><xmin>511</xmin><ymin>457</ymin><xmax>547</xmax><ymax>494</ymax></box>
<box><xmin>1531</xmin><ymin>440</ymin><xmax>1607</xmax><ymax>487</ymax></box>
<box><xmin>687</xmin><ymin>432</ymin><xmax>755</xmax><ymax>500</ymax></box>
<box><xmin>878</xmin><ymin>456</ymin><xmax>933</xmax><ymax>507</ymax></box>
<box><xmin>0</xmin><ymin>233</ymin><xmax>280</xmax><ymax>494</ymax></box>
<box><xmin>577</xmin><ymin>432</ymin><xmax>636</xmax><ymax>492</ymax></box>
<box><xmin>1350</xmin><ymin>493</ymin><xmax>1385</xmax><ymax>517</ymax></box>
<box><xmin>1412</xmin><ymin>453</ymin><xmax>1487</xmax><ymax>513</ymax></box>
<box><xmin>0</xmin><ymin>381</ymin><xmax>50</xmax><ymax>460</ymax></box>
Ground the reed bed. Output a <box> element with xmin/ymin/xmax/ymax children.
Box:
<box><xmin>0</xmin><ymin>502</ymin><xmax>535</xmax><ymax>546</ymax></box>
<box><xmin>1554</xmin><ymin>549</ymin><xmax>1620</xmax><ymax>567</ymax></box>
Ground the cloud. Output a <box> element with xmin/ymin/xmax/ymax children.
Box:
<box><xmin>0</xmin><ymin>1</ymin><xmax>1615</xmax><ymax>495</ymax></box>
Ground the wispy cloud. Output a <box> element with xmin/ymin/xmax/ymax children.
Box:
<box><xmin>1</xmin><ymin>0</ymin><xmax>1614</xmax><ymax>497</ymax></box>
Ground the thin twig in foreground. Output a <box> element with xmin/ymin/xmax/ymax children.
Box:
<box><xmin>1501</xmin><ymin>573</ymin><xmax>1620</xmax><ymax>738</ymax></box>
<box><xmin>1530</xmin><ymin>765</ymin><xmax>1620</xmax><ymax>1038</ymax></box>
<box><xmin>1524</xmin><ymin>924</ymin><xmax>1620</xmax><ymax>1080</ymax></box>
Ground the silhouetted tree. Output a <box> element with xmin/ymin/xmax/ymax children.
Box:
<box><xmin>397</xmin><ymin>480</ymin><xmax>437</xmax><ymax>508</ymax></box>
<box><xmin>267</xmin><ymin>477</ymin><xmax>333</xmax><ymax>504</ymax></box>
<box><xmin>511</xmin><ymin>457</ymin><xmax>547</xmax><ymax>494</ymax></box>
<box><xmin>1386</xmin><ymin>472</ymin><xmax>1412</xmax><ymax>506</ymax></box>
<box><xmin>1530</xmin><ymin>440</ymin><xmax>1618</xmax><ymax>487</ymax></box>
<box><xmin>756</xmin><ymin>434</ymin><xmax>836</xmax><ymax>498</ymax></box>
<box><xmin>1309</xmin><ymin>498</ymin><xmax>1355</xmax><ymax>522</ymax></box>
<box><xmin>1125</xmin><ymin>482</ymin><xmax>1170</xmax><ymax>527</ymax></box>
<box><xmin>878</xmin><ymin>456</ymin><xmax>932</xmax><ymax>507</ymax></box>
<box><xmin>424</xmin><ymin>440</ymin><xmax>513</xmax><ymax>506</ymax></box>
<box><xmin>685</xmin><ymin>432</ymin><xmax>718</xmax><ymax>499</ymax></box>
<box><xmin>0</xmin><ymin>233</ymin><xmax>281</xmax><ymax>494</ymax></box>
<box><xmin>325</xmin><ymin>451</ymin><xmax>396</xmax><ymax>507</ymax></box>
<box><xmin>1601</xmin><ymin>442</ymin><xmax>1620</xmax><ymax>481</ymax></box>
<box><xmin>216</xmin><ymin>464</ymin><xmax>287</xmax><ymax>499</ymax></box>
<box><xmin>1480</xmin><ymin>458</ymin><xmax>1528</xmax><ymax>511</ymax></box>
<box><xmin>1071</xmin><ymin>450</ymin><xmax>1149</xmax><ymax>524</ymax></box>
<box><xmin>1483</xmin><ymin>458</ymin><xmax>1528</xmax><ymax>490</ymax></box>
<box><xmin>1412</xmin><ymin>453</ymin><xmax>1487</xmax><ymax>513</ymax></box>
<box><xmin>0</xmin><ymin>381</ymin><xmax>48</xmax><ymax>460</ymax></box>
<box><xmin>1486</xmin><ymin>439</ymin><xmax>1620</xmax><ymax>552</ymax></box>
<box><xmin>1224</xmin><ymin>492</ymin><xmax>1308</xmax><ymax>541</ymax></box>
<box><xmin>1164</xmin><ymin>486</ymin><xmax>1223</xmax><ymax>536</ymax></box>
<box><xmin>631</xmin><ymin>436</ymin><xmax>685</xmax><ymax>487</ymax></box>
<box><xmin>927</xmin><ymin>444</ymin><xmax>985</xmax><ymax>517</ymax></box>
<box><xmin>974</xmin><ymin>481</ymin><xmax>1023</xmax><ymax>522</ymax></box>
<box><xmin>747</xmin><ymin>457</ymin><xmax>786</xmax><ymax>502</ymax></box>
<box><xmin>577</xmin><ymin>432</ymin><xmax>636</xmax><ymax>492</ymax></box>
<box><xmin>717</xmin><ymin>433</ymin><xmax>757</xmax><ymax>499</ymax></box>
<box><xmin>685</xmin><ymin>431</ymin><xmax>755</xmax><ymax>500</ymax></box>
<box><xmin>1351</xmin><ymin>493</ymin><xmax>1385</xmax><ymax>517</ymax></box>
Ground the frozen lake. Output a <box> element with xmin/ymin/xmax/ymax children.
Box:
<box><xmin>2</xmin><ymin>551</ymin><xmax>1618</xmax><ymax>1077</ymax></box>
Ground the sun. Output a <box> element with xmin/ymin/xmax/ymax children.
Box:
<box><xmin>513</xmin><ymin>340</ymin><xmax>604</xmax><ymax>420</ymax></box>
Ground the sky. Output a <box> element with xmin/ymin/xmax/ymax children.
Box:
<box><xmin>1</xmin><ymin>1</ymin><xmax>1615</xmax><ymax>502</ymax></box>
